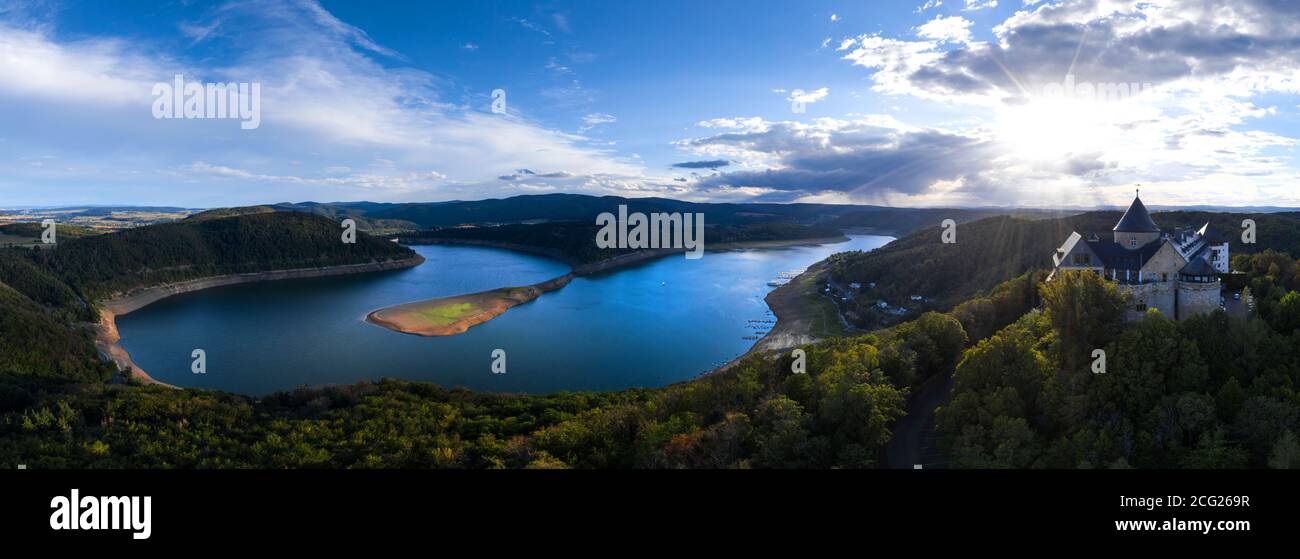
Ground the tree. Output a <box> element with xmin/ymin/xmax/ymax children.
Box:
<box><xmin>1039</xmin><ymin>270</ymin><xmax>1128</xmax><ymax>372</ymax></box>
<box><xmin>1268</xmin><ymin>431</ymin><xmax>1300</xmax><ymax>469</ymax></box>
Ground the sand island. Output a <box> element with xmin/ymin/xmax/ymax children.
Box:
<box><xmin>366</xmin><ymin>274</ymin><xmax>573</xmax><ymax>336</ymax></box>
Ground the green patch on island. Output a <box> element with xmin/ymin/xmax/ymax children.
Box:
<box><xmin>416</xmin><ymin>301</ymin><xmax>481</xmax><ymax>326</ymax></box>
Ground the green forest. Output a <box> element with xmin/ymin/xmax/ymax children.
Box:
<box><xmin>403</xmin><ymin>220</ymin><xmax>846</xmax><ymax>266</ymax></box>
<box><xmin>938</xmin><ymin>252</ymin><xmax>1300</xmax><ymax>468</ymax></box>
<box><xmin>33</xmin><ymin>211</ymin><xmax>414</xmax><ymax>300</ymax></box>
<box><xmin>0</xmin><ymin>210</ymin><xmax>1297</xmax><ymax>468</ymax></box>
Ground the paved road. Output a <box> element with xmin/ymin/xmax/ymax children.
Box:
<box><xmin>885</xmin><ymin>371</ymin><xmax>953</xmax><ymax>469</ymax></box>
<box><xmin>1223</xmin><ymin>289</ymin><xmax>1253</xmax><ymax>320</ymax></box>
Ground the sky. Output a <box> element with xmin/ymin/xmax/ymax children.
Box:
<box><xmin>0</xmin><ymin>0</ymin><xmax>1298</xmax><ymax>209</ymax></box>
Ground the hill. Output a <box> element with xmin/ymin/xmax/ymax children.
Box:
<box><xmin>824</xmin><ymin>207</ymin><xmax>1073</xmax><ymax>237</ymax></box>
<box><xmin>826</xmin><ymin>210</ymin><xmax>1300</xmax><ymax>327</ymax></box>
<box><xmin>274</xmin><ymin>194</ymin><xmax>895</xmax><ymax>229</ymax></box>
<box><xmin>0</xmin><ymin>282</ymin><xmax>109</xmax><ymax>385</ymax></box>
<box><xmin>185</xmin><ymin>206</ymin><xmax>277</xmax><ymax>221</ymax></box>
<box><xmin>34</xmin><ymin>211</ymin><xmax>415</xmax><ymax>300</ymax></box>
<box><xmin>403</xmin><ymin>220</ymin><xmax>846</xmax><ymax>265</ymax></box>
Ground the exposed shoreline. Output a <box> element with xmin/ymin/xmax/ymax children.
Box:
<box><xmin>706</xmin><ymin>260</ymin><xmax>833</xmax><ymax>376</ymax></box>
<box><xmin>707</xmin><ymin>234</ymin><xmax>898</xmax><ymax>376</ymax></box>
<box><xmin>365</xmin><ymin>235</ymin><xmax>852</xmax><ymax>337</ymax></box>
<box><xmin>367</xmin><ymin>274</ymin><xmax>573</xmax><ymax>336</ymax></box>
<box><xmin>93</xmin><ymin>256</ymin><xmax>426</xmax><ymax>387</ymax></box>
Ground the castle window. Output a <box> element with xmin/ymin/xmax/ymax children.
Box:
<box><xmin>1135</xmin><ymin>301</ymin><xmax>1147</xmax><ymax>312</ymax></box>
<box><xmin>1161</xmin><ymin>273</ymin><xmax>1168</xmax><ymax>282</ymax></box>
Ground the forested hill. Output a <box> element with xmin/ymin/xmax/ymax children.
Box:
<box><xmin>403</xmin><ymin>221</ymin><xmax>846</xmax><ymax>265</ymax></box>
<box><xmin>275</xmin><ymin>194</ymin><xmax>896</xmax><ymax>229</ymax></box>
<box><xmin>31</xmin><ymin>211</ymin><xmax>415</xmax><ymax>300</ymax></box>
<box><xmin>823</xmin><ymin>207</ymin><xmax>1073</xmax><ymax>237</ymax></box>
<box><xmin>827</xmin><ymin>210</ymin><xmax>1300</xmax><ymax>315</ymax></box>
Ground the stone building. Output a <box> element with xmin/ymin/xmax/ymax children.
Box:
<box><xmin>1049</xmin><ymin>193</ymin><xmax>1227</xmax><ymax>321</ymax></box>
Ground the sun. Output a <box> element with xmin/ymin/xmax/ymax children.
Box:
<box><xmin>993</xmin><ymin>97</ymin><xmax>1123</xmax><ymax>162</ymax></box>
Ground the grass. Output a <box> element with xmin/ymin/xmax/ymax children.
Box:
<box><xmin>415</xmin><ymin>302</ymin><xmax>480</xmax><ymax>326</ymax></box>
<box><xmin>795</xmin><ymin>272</ymin><xmax>850</xmax><ymax>338</ymax></box>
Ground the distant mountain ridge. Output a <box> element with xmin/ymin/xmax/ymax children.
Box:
<box><xmin>267</xmin><ymin>194</ymin><xmax>1074</xmax><ymax>238</ymax></box>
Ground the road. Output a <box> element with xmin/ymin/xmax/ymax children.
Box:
<box><xmin>885</xmin><ymin>370</ymin><xmax>953</xmax><ymax>469</ymax></box>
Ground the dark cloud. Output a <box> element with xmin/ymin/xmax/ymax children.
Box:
<box><xmin>851</xmin><ymin>0</ymin><xmax>1300</xmax><ymax>101</ymax></box>
<box><xmin>689</xmin><ymin>122</ymin><xmax>997</xmax><ymax>198</ymax></box>
<box><xmin>499</xmin><ymin>170</ymin><xmax>573</xmax><ymax>181</ymax></box>
<box><xmin>671</xmin><ymin>159</ymin><xmax>730</xmax><ymax>169</ymax></box>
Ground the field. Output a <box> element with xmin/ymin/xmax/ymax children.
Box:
<box><xmin>416</xmin><ymin>301</ymin><xmax>481</xmax><ymax>327</ymax></box>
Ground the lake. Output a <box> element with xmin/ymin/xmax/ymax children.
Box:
<box><xmin>116</xmin><ymin>235</ymin><xmax>893</xmax><ymax>395</ymax></box>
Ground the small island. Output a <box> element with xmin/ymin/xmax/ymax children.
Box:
<box><xmin>367</xmin><ymin>274</ymin><xmax>573</xmax><ymax>336</ymax></box>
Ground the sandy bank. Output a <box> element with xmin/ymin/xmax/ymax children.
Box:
<box><xmin>94</xmin><ymin>256</ymin><xmax>425</xmax><ymax>387</ymax></box>
<box><xmin>367</xmin><ymin>274</ymin><xmax>573</xmax><ymax>336</ymax></box>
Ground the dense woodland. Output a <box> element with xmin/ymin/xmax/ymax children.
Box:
<box><xmin>404</xmin><ymin>221</ymin><xmax>846</xmax><ymax>265</ymax></box>
<box><xmin>0</xmin><ymin>210</ymin><xmax>1297</xmax><ymax>468</ymax></box>
<box><xmin>32</xmin><ymin>211</ymin><xmax>414</xmax><ymax>300</ymax></box>
<box><xmin>272</xmin><ymin>194</ymin><xmax>877</xmax><ymax>229</ymax></box>
<box><xmin>938</xmin><ymin>253</ymin><xmax>1300</xmax><ymax>468</ymax></box>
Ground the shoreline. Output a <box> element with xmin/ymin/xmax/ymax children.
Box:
<box><xmin>366</xmin><ymin>274</ymin><xmax>574</xmax><ymax>336</ymax></box>
<box><xmin>707</xmin><ymin>234</ymin><xmax>898</xmax><ymax>376</ymax></box>
<box><xmin>93</xmin><ymin>256</ymin><xmax>426</xmax><ymax>388</ymax></box>
<box><xmin>364</xmin><ymin>234</ymin><xmax>852</xmax><ymax>337</ymax></box>
<box><xmin>704</xmin><ymin>261</ymin><xmax>834</xmax><ymax>376</ymax></box>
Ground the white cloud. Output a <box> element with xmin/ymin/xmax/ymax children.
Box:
<box><xmin>963</xmin><ymin>0</ymin><xmax>998</xmax><ymax>10</ymax></box>
<box><xmin>580</xmin><ymin>112</ymin><xmax>617</xmax><ymax>131</ymax></box>
<box><xmin>916</xmin><ymin>0</ymin><xmax>944</xmax><ymax>12</ymax></box>
<box><xmin>916</xmin><ymin>15</ymin><xmax>973</xmax><ymax>44</ymax></box>
<box><xmin>0</xmin><ymin>0</ymin><xmax>657</xmax><ymax>204</ymax></box>
<box><xmin>788</xmin><ymin>87</ymin><xmax>830</xmax><ymax>105</ymax></box>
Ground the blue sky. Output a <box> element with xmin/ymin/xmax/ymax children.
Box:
<box><xmin>1</xmin><ymin>0</ymin><xmax>1298</xmax><ymax>208</ymax></box>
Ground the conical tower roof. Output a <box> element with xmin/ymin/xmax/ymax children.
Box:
<box><xmin>1113</xmin><ymin>194</ymin><xmax>1159</xmax><ymax>233</ymax></box>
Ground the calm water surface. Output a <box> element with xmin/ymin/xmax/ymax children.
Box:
<box><xmin>117</xmin><ymin>235</ymin><xmax>892</xmax><ymax>395</ymax></box>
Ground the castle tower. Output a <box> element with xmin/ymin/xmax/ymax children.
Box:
<box><xmin>1113</xmin><ymin>193</ymin><xmax>1160</xmax><ymax>249</ymax></box>
<box><xmin>1177</xmin><ymin>257</ymin><xmax>1221</xmax><ymax>319</ymax></box>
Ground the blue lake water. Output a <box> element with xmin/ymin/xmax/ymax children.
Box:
<box><xmin>116</xmin><ymin>235</ymin><xmax>892</xmax><ymax>395</ymax></box>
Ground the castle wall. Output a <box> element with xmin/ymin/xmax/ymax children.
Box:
<box><xmin>1140</xmin><ymin>242</ymin><xmax>1187</xmax><ymax>281</ymax></box>
<box><xmin>1178</xmin><ymin>281</ymin><xmax>1221</xmax><ymax>319</ymax></box>
<box><xmin>1120</xmin><ymin>282</ymin><xmax>1176</xmax><ymax>321</ymax></box>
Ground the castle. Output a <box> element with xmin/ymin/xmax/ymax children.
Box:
<box><xmin>1049</xmin><ymin>193</ymin><xmax>1227</xmax><ymax>321</ymax></box>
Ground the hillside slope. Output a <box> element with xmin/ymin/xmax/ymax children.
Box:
<box><xmin>34</xmin><ymin>212</ymin><xmax>415</xmax><ymax>300</ymax></box>
<box><xmin>827</xmin><ymin>210</ymin><xmax>1300</xmax><ymax>324</ymax></box>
